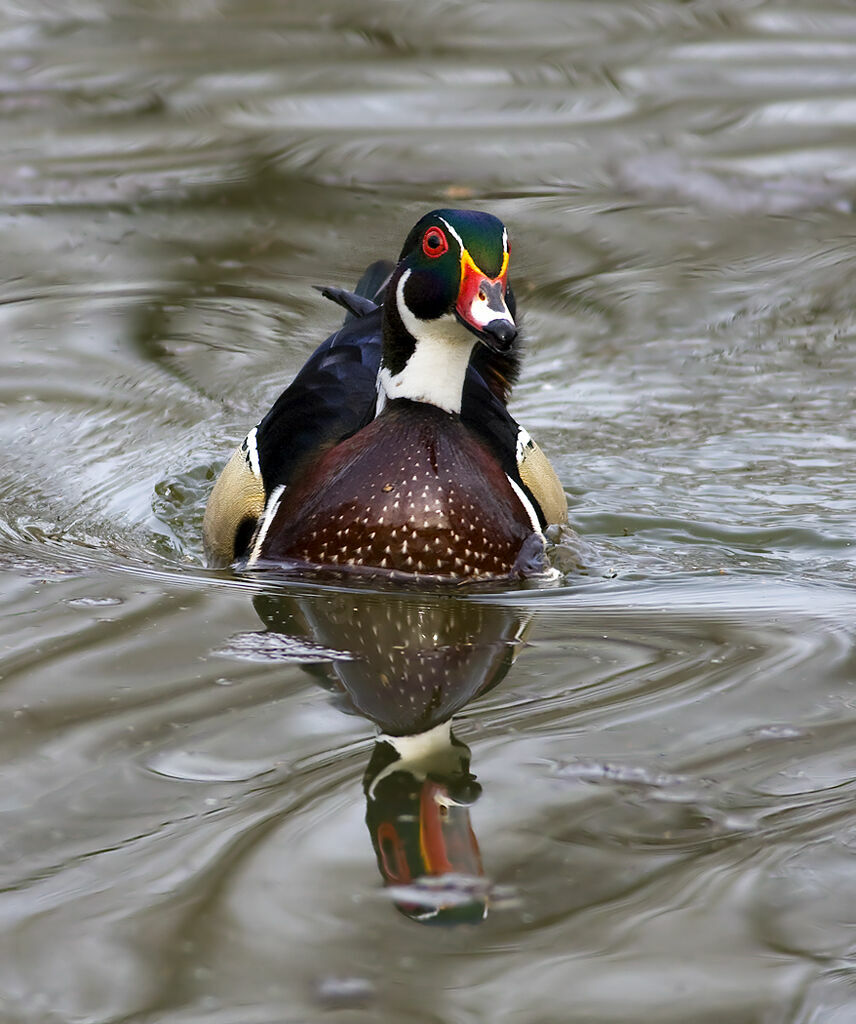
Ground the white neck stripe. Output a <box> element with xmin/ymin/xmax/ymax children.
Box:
<box><xmin>377</xmin><ymin>269</ymin><xmax>476</xmax><ymax>414</ymax></box>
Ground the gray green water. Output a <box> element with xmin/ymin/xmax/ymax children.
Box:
<box><xmin>2</xmin><ymin>1</ymin><xmax>856</xmax><ymax>1021</ymax></box>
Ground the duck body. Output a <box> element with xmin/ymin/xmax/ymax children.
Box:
<box><xmin>203</xmin><ymin>209</ymin><xmax>567</xmax><ymax>581</ymax></box>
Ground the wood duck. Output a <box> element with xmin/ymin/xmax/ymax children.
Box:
<box><xmin>203</xmin><ymin>209</ymin><xmax>567</xmax><ymax>581</ymax></box>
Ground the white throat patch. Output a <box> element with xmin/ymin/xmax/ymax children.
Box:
<box><xmin>376</xmin><ymin>269</ymin><xmax>476</xmax><ymax>415</ymax></box>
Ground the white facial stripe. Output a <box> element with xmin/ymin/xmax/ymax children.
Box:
<box><xmin>246</xmin><ymin>483</ymin><xmax>285</xmax><ymax>565</ymax></box>
<box><xmin>440</xmin><ymin>213</ymin><xmax>508</xmax><ymax>268</ymax></box>
<box><xmin>437</xmin><ymin>216</ymin><xmax>464</xmax><ymax>256</ymax></box>
<box><xmin>379</xmin><ymin>269</ymin><xmax>476</xmax><ymax>414</ymax></box>
<box><xmin>507</xmin><ymin>474</ymin><xmax>542</xmax><ymax>535</ymax></box>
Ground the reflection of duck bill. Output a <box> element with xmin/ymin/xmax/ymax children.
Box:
<box><xmin>365</xmin><ymin>728</ymin><xmax>487</xmax><ymax>925</ymax></box>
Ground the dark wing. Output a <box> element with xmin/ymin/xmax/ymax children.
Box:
<box><xmin>255</xmin><ymin>261</ymin><xmax>396</xmax><ymax>492</ymax></box>
<box><xmin>255</xmin><ymin>305</ymin><xmax>384</xmax><ymax>492</ymax></box>
<box><xmin>315</xmin><ymin>287</ymin><xmax>378</xmax><ymax>321</ymax></box>
<box><xmin>353</xmin><ymin>259</ymin><xmax>395</xmax><ymax>307</ymax></box>
<box><xmin>318</xmin><ymin>259</ymin><xmax>394</xmax><ymax>321</ymax></box>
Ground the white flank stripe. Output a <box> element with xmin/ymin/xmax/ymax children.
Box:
<box><xmin>247</xmin><ymin>483</ymin><xmax>285</xmax><ymax>566</ymax></box>
<box><xmin>507</xmin><ymin>474</ymin><xmax>542</xmax><ymax>535</ymax></box>
<box><xmin>375</xmin><ymin>375</ymin><xmax>387</xmax><ymax>416</ymax></box>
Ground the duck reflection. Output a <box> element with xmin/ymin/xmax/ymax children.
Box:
<box><xmin>251</xmin><ymin>587</ymin><xmax>530</xmax><ymax>924</ymax></box>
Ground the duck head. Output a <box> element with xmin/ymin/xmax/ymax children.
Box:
<box><xmin>379</xmin><ymin>209</ymin><xmax>517</xmax><ymax>414</ymax></box>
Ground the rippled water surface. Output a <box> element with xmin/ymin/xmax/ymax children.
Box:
<box><xmin>2</xmin><ymin>2</ymin><xmax>856</xmax><ymax>1021</ymax></box>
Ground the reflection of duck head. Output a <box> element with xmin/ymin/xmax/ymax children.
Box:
<box><xmin>364</xmin><ymin>722</ymin><xmax>486</xmax><ymax>925</ymax></box>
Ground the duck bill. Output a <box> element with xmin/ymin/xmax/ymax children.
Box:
<box><xmin>455</xmin><ymin>249</ymin><xmax>517</xmax><ymax>353</ymax></box>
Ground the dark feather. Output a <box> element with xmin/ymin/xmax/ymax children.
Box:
<box><xmin>316</xmin><ymin>259</ymin><xmax>395</xmax><ymax>323</ymax></box>
<box><xmin>255</xmin><ymin>307</ymin><xmax>383</xmax><ymax>492</ymax></box>
<box><xmin>315</xmin><ymin>286</ymin><xmax>378</xmax><ymax>321</ymax></box>
<box><xmin>354</xmin><ymin>259</ymin><xmax>395</xmax><ymax>304</ymax></box>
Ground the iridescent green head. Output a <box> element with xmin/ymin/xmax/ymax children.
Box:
<box><xmin>389</xmin><ymin>208</ymin><xmax>514</xmax><ymax>345</ymax></box>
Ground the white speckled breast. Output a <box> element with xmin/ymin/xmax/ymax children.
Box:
<box><xmin>259</xmin><ymin>400</ymin><xmax>538</xmax><ymax>580</ymax></box>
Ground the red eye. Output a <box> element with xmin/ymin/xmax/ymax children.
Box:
<box><xmin>422</xmin><ymin>228</ymin><xmax>448</xmax><ymax>258</ymax></box>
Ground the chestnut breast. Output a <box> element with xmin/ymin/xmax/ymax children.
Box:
<box><xmin>259</xmin><ymin>400</ymin><xmax>535</xmax><ymax>579</ymax></box>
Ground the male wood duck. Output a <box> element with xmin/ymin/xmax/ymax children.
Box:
<box><xmin>203</xmin><ymin>209</ymin><xmax>567</xmax><ymax>581</ymax></box>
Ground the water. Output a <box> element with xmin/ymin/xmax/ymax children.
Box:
<box><xmin>2</xmin><ymin>1</ymin><xmax>856</xmax><ymax>1020</ymax></box>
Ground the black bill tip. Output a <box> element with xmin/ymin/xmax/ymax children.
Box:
<box><xmin>481</xmin><ymin>318</ymin><xmax>518</xmax><ymax>352</ymax></box>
